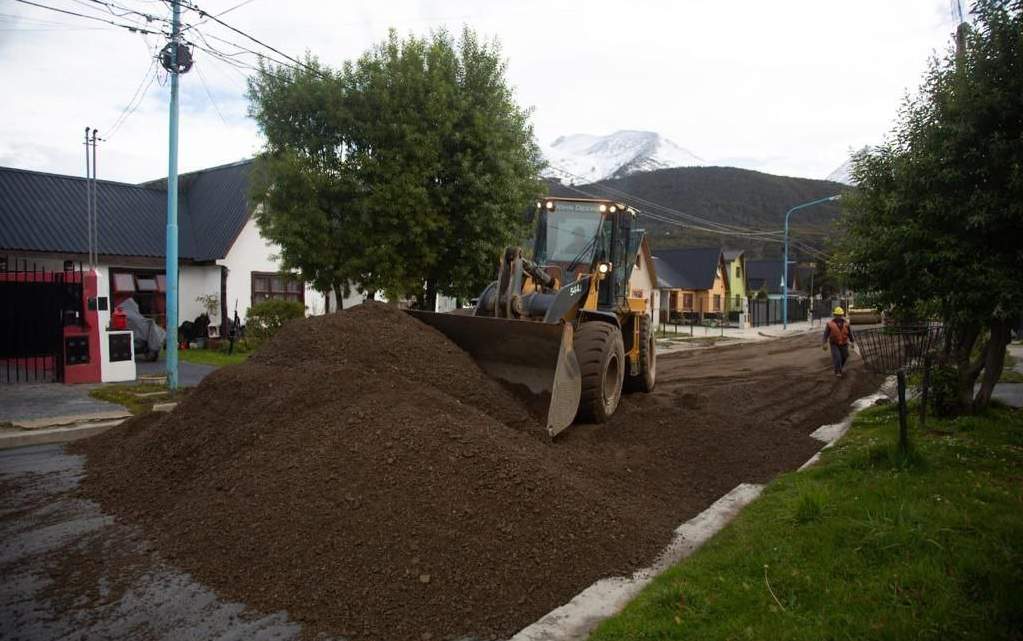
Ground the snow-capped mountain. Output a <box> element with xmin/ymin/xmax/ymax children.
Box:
<box><xmin>825</xmin><ymin>158</ymin><xmax>854</xmax><ymax>185</ymax></box>
<box><xmin>825</xmin><ymin>146</ymin><xmax>870</xmax><ymax>186</ymax></box>
<box><xmin>544</xmin><ymin>130</ymin><xmax>705</xmax><ymax>185</ymax></box>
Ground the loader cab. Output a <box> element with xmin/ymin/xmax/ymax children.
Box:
<box><xmin>532</xmin><ymin>197</ymin><xmax>636</xmax><ymax>309</ymax></box>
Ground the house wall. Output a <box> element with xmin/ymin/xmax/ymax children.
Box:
<box><xmin>217</xmin><ymin>217</ymin><xmax>326</xmax><ymax>323</ymax></box>
<box><xmin>628</xmin><ymin>251</ymin><xmax>659</xmax><ymax>323</ymax></box>
<box><xmin>179</xmin><ymin>265</ymin><xmax>221</xmax><ymax>324</ymax></box>
<box><xmin>725</xmin><ymin>257</ymin><xmax>748</xmax><ymax>314</ymax></box>
<box><xmin>692</xmin><ymin>264</ymin><xmax>728</xmax><ymax>318</ymax></box>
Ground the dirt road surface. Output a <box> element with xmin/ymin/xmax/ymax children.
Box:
<box><xmin>0</xmin><ymin>314</ymin><xmax>881</xmax><ymax>641</ymax></box>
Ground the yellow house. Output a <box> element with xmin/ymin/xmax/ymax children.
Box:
<box><xmin>652</xmin><ymin>248</ymin><xmax>730</xmax><ymax>323</ymax></box>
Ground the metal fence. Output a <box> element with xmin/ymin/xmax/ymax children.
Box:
<box><xmin>749</xmin><ymin>298</ymin><xmax>808</xmax><ymax>327</ymax></box>
<box><xmin>0</xmin><ymin>257</ymin><xmax>84</xmax><ymax>383</ymax></box>
<box><xmin>856</xmin><ymin>322</ymin><xmax>945</xmax><ymax>376</ymax></box>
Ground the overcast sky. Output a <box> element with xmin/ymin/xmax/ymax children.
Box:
<box><xmin>0</xmin><ymin>0</ymin><xmax>962</xmax><ymax>184</ymax></box>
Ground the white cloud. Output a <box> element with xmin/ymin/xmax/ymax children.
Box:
<box><xmin>0</xmin><ymin>0</ymin><xmax>960</xmax><ymax>183</ymax></box>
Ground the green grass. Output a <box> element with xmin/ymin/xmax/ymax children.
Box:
<box><xmin>162</xmin><ymin>347</ymin><xmax>250</xmax><ymax>367</ymax></box>
<box><xmin>1001</xmin><ymin>349</ymin><xmax>1023</xmax><ymax>383</ymax></box>
<box><xmin>590</xmin><ymin>404</ymin><xmax>1023</xmax><ymax>641</ymax></box>
<box><xmin>89</xmin><ymin>384</ymin><xmax>190</xmax><ymax>415</ymax></box>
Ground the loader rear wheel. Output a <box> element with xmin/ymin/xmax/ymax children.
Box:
<box><xmin>625</xmin><ymin>314</ymin><xmax>656</xmax><ymax>393</ymax></box>
<box><xmin>575</xmin><ymin>322</ymin><xmax>625</xmax><ymax>423</ymax></box>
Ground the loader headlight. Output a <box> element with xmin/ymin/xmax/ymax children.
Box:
<box><xmin>599</xmin><ymin>204</ymin><xmax>607</xmax><ymax>212</ymax></box>
<box><xmin>545</xmin><ymin>200</ymin><xmax>555</xmax><ymax>210</ymax></box>
<box><xmin>597</xmin><ymin>261</ymin><xmax>612</xmax><ymax>274</ymax></box>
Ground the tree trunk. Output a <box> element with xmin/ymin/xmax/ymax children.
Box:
<box><xmin>954</xmin><ymin>320</ymin><xmax>984</xmax><ymax>413</ymax></box>
<box><xmin>417</xmin><ymin>281</ymin><xmax>437</xmax><ymax>312</ymax></box>
<box><xmin>332</xmin><ymin>284</ymin><xmax>344</xmax><ymax>312</ymax></box>
<box><xmin>973</xmin><ymin>317</ymin><xmax>1010</xmax><ymax>412</ymax></box>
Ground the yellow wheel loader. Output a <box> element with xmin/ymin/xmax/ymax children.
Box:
<box><xmin>408</xmin><ymin>197</ymin><xmax>656</xmax><ymax>437</ymax></box>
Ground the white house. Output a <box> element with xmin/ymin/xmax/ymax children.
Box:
<box><xmin>627</xmin><ymin>235</ymin><xmax>660</xmax><ymax>324</ymax></box>
<box><xmin>0</xmin><ymin>161</ymin><xmax>323</xmax><ymax>337</ymax></box>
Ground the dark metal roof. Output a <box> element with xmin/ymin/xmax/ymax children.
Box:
<box><xmin>651</xmin><ymin>255</ymin><xmax>685</xmax><ymax>289</ymax></box>
<box><xmin>746</xmin><ymin>259</ymin><xmax>800</xmax><ymax>294</ymax></box>
<box><xmin>0</xmin><ymin>160</ymin><xmax>253</xmax><ymax>261</ymax></box>
<box><xmin>652</xmin><ymin>248</ymin><xmax>723</xmax><ymax>290</ymax></box>
<box><xmin>722</xmin><ymin>248</ymin><xmax>744</xmax><ymax>262</ymax></box>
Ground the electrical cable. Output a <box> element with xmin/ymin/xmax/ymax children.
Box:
<box><xmin>177</xmin><ymin>0</ymin><xmax>323</xmax><ymax>78</ymax></box>
<box><xmin>194</xmin><ymin>61</ymin><xmax>230</xmax><ymax>126</ymax></box>
<box><xmin>549</xmin><ymin>164</ymin><xmax>788</xmax><ymax>238</ymax></box>
<box><xmin>105</xmin><ymin>57</ymin><xmax>158</xmax><ymax>139</ymax></box>
<box><xmin>10</xmin><ymin>0</ymin><xmax>163</xmax><ymax>33</ymax></box>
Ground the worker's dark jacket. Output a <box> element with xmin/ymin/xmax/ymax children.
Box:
<box><xmin>823</xmin><ymin>318</ymin><xmax>854</xmax><ymax>345</ymax></box>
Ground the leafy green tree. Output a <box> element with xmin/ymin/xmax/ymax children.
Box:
<box><xmin>839</xmin><ymin>0</ymin><xmax>1022</xmax><ymax>413</ymax></box>
<box><xmin>247</xmin><ymin>29</ymin><xmax>544</xmax><ymax>309</ymax></box>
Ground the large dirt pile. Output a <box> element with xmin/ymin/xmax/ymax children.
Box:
<box><xmin>73</xmin><ymin>304</ymin><xmax>883</xmax><ymax>641</ymax></box>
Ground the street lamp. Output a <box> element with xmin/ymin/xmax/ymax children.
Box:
<box><xmin>783</xmin><ymin>195</ymin><xmax>840</xmax><ymax>328</ymax></box>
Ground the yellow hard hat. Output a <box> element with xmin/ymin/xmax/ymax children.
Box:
<box><xmin>834</xmin><ymin>306</ymin><xmax>844</xmax><ymax>316</ymax></box>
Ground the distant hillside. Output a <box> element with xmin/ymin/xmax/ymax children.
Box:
<box><xmin>547</xmin><ymin>166</ymin><xmax>850</xmax><ymax>258</ymax></box>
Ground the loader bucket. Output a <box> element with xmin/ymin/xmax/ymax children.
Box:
<box><xmin>405</xmin><ymin>310</ymin><xmax>582</xmax><ymax>437</ymax></box>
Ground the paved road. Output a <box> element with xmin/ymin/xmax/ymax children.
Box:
<box><xmin>0</xmin><ymin>445</ymin><xmax>303</xmax><ymax>641</ymax></box>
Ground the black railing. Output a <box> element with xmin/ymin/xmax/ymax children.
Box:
<box><xmin>0</xmin><ymin>257</ymin><xmax>83</xmax><ymax>383</ymax></box>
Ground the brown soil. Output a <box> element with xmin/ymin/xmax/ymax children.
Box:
<box><xmin>72</xmin><ymin>303</ymin><xmax>882</xmax><ymax>641</ymax></box>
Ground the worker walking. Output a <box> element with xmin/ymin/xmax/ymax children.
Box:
<box><xmin>822</xmin><ymin>307</ymin><xmax>855</xmax><ymax>378</ymax></box>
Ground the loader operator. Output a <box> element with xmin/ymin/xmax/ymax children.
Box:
<box><xmin>822</xmin><ymin>307</ymin><xmax>855</xmax><ymax>378</ymax></box>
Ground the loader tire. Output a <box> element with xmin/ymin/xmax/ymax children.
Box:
<box><xmin>625</xmin><ymin>314</ymin><xmax>656</xmax><ymax>393</ymax></box>
<box><xmin>575</xmin><ymin>321</ymin><xmax>625</xmax><ymax>423</ymax></box>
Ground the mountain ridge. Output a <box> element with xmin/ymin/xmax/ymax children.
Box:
<box><xmin>546</xmin><ymin>165</ymin><xmax>850</xmax><ymax>258</ymax></box>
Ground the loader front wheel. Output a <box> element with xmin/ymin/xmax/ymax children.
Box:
<box><xmin>575</xmin><ymin>322</ymin><xmax>625</xmax><ymax>423</ymax></box>
<box><xmin>625</xmin><ymin>314</ymin><xmax>656</xmax><ymax>393</ymax></box>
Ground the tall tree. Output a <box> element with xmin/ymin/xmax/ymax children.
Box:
<box><xmin>247</xmin><ymin>29</ymin><xmax>544</xmax><ymax>309</ymax></box>
<box><xmin>839</xmin><ymin>0</ymin><xmax>1023</xmax><ymax>413</ymax></box>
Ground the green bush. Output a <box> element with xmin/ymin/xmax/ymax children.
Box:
<box><xmin>927</xmin><ymin>360</ymin><xmax>960</xmax><ymax>418</ymax></box>
<box><xmin>245</xmin><ymin>299</ymin><xmax>306</xmax><ymax>344</ymax></box>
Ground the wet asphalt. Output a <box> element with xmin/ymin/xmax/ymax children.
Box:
<box><xmin>0</xmin><ymin>444</ymin><xmax>304</xmax><ymax>641</ymax></box>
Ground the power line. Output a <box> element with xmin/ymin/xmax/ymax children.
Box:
<box><xmin>194</xmin><ymin>61</ymin><xmax>230</xmax><ymax>126</ymax></box>
<box><xmin>10</xmin><ymin>0</ymin><xmax>163</xmax><ymax>33</ymax></box>
<box><xmin>552</xmin><ymin>177</ymin><xmax>788</xmax><ymax>244</ymax></box>
<box><xmin>105</xmin><ymin>57</ymin><xmax>158</xmax><ymax>139</ymax></box>
<box><xmin>178</xmin><ymin>0</ymin><xmax>321</xmax><ymax>77</ymax></box>
<box><xmin>548</xmin><ymin>164</ymin><xmax>787</xmax><ymax>238</ymax></box>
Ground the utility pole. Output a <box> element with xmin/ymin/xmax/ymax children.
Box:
<box><xmin>84</xmin><ymin>127</ymin><xmax>92</xmax><ymax>269</ymax></box>
<box><xmin>160</xmin><ymin>0</ymin><xmax>192</xmax><ymax>388</ymax></box>
<box><xmin>83</xmin><ymin>128</ymin><xmax>100</xmax><ymax>269</ymax></box>
<box><xmin>91</xmin><ymin>128</ymin><xmax>98</xmax><ymax>268</ymax></box>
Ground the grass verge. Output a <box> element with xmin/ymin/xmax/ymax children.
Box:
<box><xmin>1001</xmin><ymin>348</ymin><xmax>1022</xmax><ymax>383</ymax></box>
<box><xmin>162</xmin><ymin>348</ymin><xmax>250</xmax><ymax>368</ymax></box>
<box><xmin>89</xmin><ymin>384</ymin><xmax>190</xmax><ymax>415</ymax></box>
<box><xmin>590</xmin><ymin>404</ymin><xmax>1023</xmax><ymax>640</ymax></box>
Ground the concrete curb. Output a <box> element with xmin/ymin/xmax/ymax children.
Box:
<box><xmin>512</xmin><ymin>383</ymin><xmax>887</xmax><ymax>641</ymax></box>
<box><xmin>511</xmin><ymin>484</ymin><xmax>764</xmax><ymax>641</ymax></box>
<box><xmin>12</xmin><ymin>410</ymin><xmax>131</xmax><ymax>430</ymax></box>
<box><xmin>0</xmin><ymin>419</ymin><xmax>125</xmax><ymax>450</ymax></box>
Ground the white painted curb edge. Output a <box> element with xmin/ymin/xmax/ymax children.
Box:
<box><xmin>510</xmin><ymin>483</ymin><xmax>764</xmax><ymax>641</ymax></box>
<box><xmin>512</xmin><ymin>384</ymin><xmax>888</xmax><ymax>641</ymax></box>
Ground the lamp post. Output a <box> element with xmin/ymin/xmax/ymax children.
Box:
<box><xmin>783</xmin><ymin>195</ymin><xmax>840</xmax><ymax>329</ymax></box>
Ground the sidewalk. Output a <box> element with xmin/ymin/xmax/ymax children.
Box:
<box><xmin>988</xmin><ymin>341</ymin><xmax>1023</xmax><ymax>408</ymax></box>
<box><xmin>656</xmin><ymin>319</ymin><xmax>822</xmax><ymax>353</ymax></box>
<box><xmin>0</xmin><ymin>359</ymin><xmax>215</xmax><ymax>449</ymax></box>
